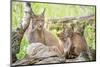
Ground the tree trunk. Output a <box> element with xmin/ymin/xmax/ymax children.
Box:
<box><xmin>11</xmin><ymin>2</ymin><xmax>32</xmax><ymax>63</ymax></box>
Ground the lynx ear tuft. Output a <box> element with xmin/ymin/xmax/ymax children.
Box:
<box><xmin>42</xmin><ymin>8</ymin><xmax>46</xmax><ymax>16</ymax></box>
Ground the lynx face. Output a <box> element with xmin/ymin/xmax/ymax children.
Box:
<box><xmin>63</xmin><ymin>24</ymin><xmax>73</xmax><ymax>38</ymax></box>
<box><xmin>74</xmin><ymin>22</ymin><xmax>85</xmax><ymax>35</ymax></box>
<box><xmin>29</xmin><ymin>9</ymin><xmax>45</xmax><ymax>32</ymax></box>
<box><xmin>31</xmin><ymin>15</ymin><xmax>45</xmax><ymax>31</ymax></box>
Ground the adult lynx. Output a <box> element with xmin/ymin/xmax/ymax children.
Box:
<box><xmin>26</xmin><ymin>9</ymin><xmax>64</xmax><ymax>56</ymax></box>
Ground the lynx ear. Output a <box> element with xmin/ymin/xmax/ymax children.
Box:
<box><xmin>42</xmin><ymin>8</ymin><xmax>46</xmax><ymax>16</ymax></box>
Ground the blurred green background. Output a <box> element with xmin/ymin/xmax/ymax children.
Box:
<box><xmin>12</xmin><ymin>2</ymin><xmax>96</xmax><ymax>60</ymax></box>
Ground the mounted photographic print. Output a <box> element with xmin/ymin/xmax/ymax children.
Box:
<box><xmin>11</xmin><ymin>1</ymin><xmax>96</xmax><ymax>66</ymax></box>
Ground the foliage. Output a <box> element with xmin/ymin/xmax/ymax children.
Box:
<box><xmin>12</xmin><ymin>2</ymin><xmax>96</xmax><ymax>60</ymax></box>
<box><xmin>16</xmin><ymin>36</ymin><xmax>28</xmax><ymax>60</ymax></box>
<box><xmin>85</xmin><ymin>24</ymin><xmax>95</xmax><ymax>50</ymax></box>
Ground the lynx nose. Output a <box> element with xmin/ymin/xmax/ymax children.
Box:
<box><xmin>39</xmin><ymin>23</ymin><xmax>43</xmax><ymax>27</ymax></box>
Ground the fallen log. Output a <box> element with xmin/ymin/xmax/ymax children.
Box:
<box><xmin>12</xmin><ymin>43</ymin><xmax>94</xmax><ymax>66</ymax></box>
<box><xmin>48</xmin><ymin>14</ymin><xmax>95</xmax><ymax>23</ymax></box>
<box><xmin>12</xmin><ymin>43</ymin><xmax>65</xmax><ymax>66</ymax></box>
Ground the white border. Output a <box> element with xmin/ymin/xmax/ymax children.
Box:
<box><xmin>0</xmin><ymin>0</ymin><xmax>100</xmax><ymax>67</ymax></box>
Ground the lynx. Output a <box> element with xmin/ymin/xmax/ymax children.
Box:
<box><xmin>26</xmin><ymin>9</ymin><xmax>64</xmax><ymax>56</ymax></box>
<box><xmin>58</xmin><ymin>23</ymin><xmax>90</xmax><ymax>59</ymax></box>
